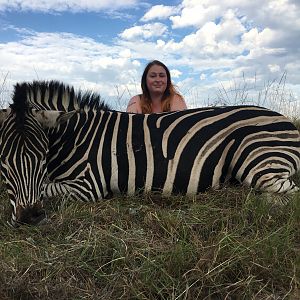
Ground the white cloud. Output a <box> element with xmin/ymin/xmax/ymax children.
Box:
<box><xmin>119</xmin><ymin>23</ymin><xmax>168</xmax><ymax>40</ymax></box>
<box><xmin>215</xmin><ymin>9</ymin><xmax>246</xmax><ymax>42</ymax></box>
<box><xmin>170</xmin><ymin>69</ymin><xmax>182</xmax><ymax>78</ymax></box>
<box><xmin>241</xmin><ymin>27</ymin><xmax>279</xmax><ymax>49</ymax></box>
<box><xmin>119</xmin><ymin>48</ymin><xmax>132</xmax><ymax>58</ymax></box>
<box><xmin>200</xmin><ymin>73</ymin><xmax>206</xmax><ymax>80</ymax></box>
<box><xmin>254</xmin><ymin>0</ymin><xmax>300</xmax><ymax>30</ymax></box>
<box><xmin>117</xmin><ymin>38</ymin><xmax>174</xmax><ymax>62</ymax></box>
<box><xmin>268</xmin><ymin>64</ymin><xmax>281</xmax><ymax>73</ymax></box>
<box><xmin>155</xmin><ymin>1</ymin><xmax>300</xmax><ymax>93</ymax></box>
<box><xmin>0</xmin><ymin>0</ymin><xmax>138</xmax><ymax>12</ymax></box>
<box><xmin>167</xmin><ymin>10</ymin><xmax>246</xmax><ymax>59</ymax></box>
<box><xmin>141</xmin><ymin>5</ymin><xmax>179</xmax><ymax>22</ymax></box>
<box><xmin>284</xmin><ymin>61</ymin><xmax>300</xmax><ymax>85</ymax></box>
<box><xmin>170</xmin><ymin>2</ymin><xmax>220</xmax><ymax>29</ymax></box>
<box><xmin>170</xmin><ymin>0</ymin><xmax>300</xmax><ymax>28</ymax></box>
<box><xmin>0</xmin><ymin>31</ymin><xmax>141</xmax><ymax>108</ymax></box>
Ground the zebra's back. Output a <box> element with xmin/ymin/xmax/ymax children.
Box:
<box><xmin>45</xmin><ymin>105</ymin><xmax>300</xmax><ymax>199</ymax></box>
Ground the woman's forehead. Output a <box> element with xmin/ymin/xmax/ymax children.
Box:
<box><xmin>148</xmin><ymin>65</ymin><xmax>166</xmax><ymax>74</ymax></box>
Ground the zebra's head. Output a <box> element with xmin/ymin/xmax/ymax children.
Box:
<box><xmin>0</xmin><ymin>107</ymin><xmax>74</xmax><ymax>226</ymax></box>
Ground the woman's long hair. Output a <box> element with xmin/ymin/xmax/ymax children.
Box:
<box><xmin>140</xmin><ymin>60</ymin><xmax>183</xmax><ymax>113</ymax></box>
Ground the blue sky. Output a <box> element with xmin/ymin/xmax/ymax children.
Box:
<box><xmin>0</xmin><ymin>0</ymin><xmax>299</xmax><ymax>116</ymax></box>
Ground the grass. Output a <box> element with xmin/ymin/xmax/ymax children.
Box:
<box><xmin>0</xmin><ymin>185</ymin><xmax>299</xmax><ymax>299</ymax></box>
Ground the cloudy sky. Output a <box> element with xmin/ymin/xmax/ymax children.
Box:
<box><xmin>0</xmin><ymin>0</ymin><xmax>299</xmax><ymax>113</ymax></box>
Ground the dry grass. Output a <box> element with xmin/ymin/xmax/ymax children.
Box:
<box><xmin>0</xmin><ymin>184</ymin><xmax>299</xmax><ymax>299</ymax></box>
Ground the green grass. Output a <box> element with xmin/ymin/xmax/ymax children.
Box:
<box><xmin>0</xmin><ymin>185</ymin><xmax>299</xmax><ymax>299</ymax></box>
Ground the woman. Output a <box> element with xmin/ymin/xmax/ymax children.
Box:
<box><xmin>126</xmin><ymin>60</ymin><xmax>187</xmax><ymax>113</ymax></box>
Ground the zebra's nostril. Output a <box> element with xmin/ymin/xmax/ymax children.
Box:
<box><xmin>16</xmin><ymin>204</ymin><xmax>47</xmax><ymax>225</ymax></box>
<box><xmin>32</xmin><ymin>209</ymin><xmax>47</xmax><ymax>225</ymax></box>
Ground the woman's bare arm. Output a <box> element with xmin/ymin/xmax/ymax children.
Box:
<box><xmin>126</xmin><ymin>95</ymin><xmax>142</xmax><ymax>113</ymax></box>
<box><xmin>170</xmin><ymin>94</ymin><xmax>187</xmax><ymax>111</ymax></box>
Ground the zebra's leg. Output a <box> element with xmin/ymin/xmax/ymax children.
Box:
<box><xmin>249</xmin><ymin>171</ymin><xmax>299</xmax><ymax>194</ymax></box>
<box><xmin>42</xmin><ymin>182</ymin><xmax>71</xmax><ymax>198</ymax></box>
<box><xmin>257</xmin><ymin>177</ymin><xmax>299</xmax><ymax>194</ymax></box>
<box><xmin>42</xmin><ymin>178</ymin><xmax>105</xmax><ymax>201</ymax></box>
<box><xmin>237</xmin><ymin>159</ymin><xmax>299</xmax><ymax>194</ymax></box>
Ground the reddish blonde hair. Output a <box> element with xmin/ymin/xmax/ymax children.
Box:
<box><xmin>139</xmin><ymin>60</ymin><xmax>183</xmax><ymax>114</ymax></box>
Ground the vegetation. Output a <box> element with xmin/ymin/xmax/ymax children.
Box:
<box><xmin>0</xmin><ymin>183</ymin><xmax>299</xmax><ymax>299</ymax></box>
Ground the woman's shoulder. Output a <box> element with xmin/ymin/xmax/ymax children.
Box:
<box><xmin>128</xmin><ymin>95</ymin><xmax>141</xmax><ymax>105</ymax></box>
<box><xmin>126</xmin><ymin>94</ymin><xmax>142</xmax><ymax>113</ymax></box>
<box><xmin>172</xmin><ymin>93</ymin><xmax>184</xmax><ymax>101</ymax></box>
<box><xmin>170</xmin><ymin>93</ymin><xmax>187</xmax><ymax>111</ymax></box>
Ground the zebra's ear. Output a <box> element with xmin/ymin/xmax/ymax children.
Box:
<box><xmin>57</xmin><ymin>110</ymin><xmax>77</xmax><ymax>125</ymax></box>
<box><xmin>0</xmin><ymin>108</ymin><xmax>11</xmax><ymax>126</ymax></box>
<box><xmin>32</xmin><ymin>110</ymin><xmax>76</xmax><ymax>128</ymax></box>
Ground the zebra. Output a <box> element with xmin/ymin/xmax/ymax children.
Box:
<box><xmin>0</xmin><ymin>81</ymin><xmax>299</xmax><ymax>226</ymax></box>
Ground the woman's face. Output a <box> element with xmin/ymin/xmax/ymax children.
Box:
<box><xmin>146</xmin><ymin>64</ymin><xmax>168</xmax><ymax>96</ymax></box>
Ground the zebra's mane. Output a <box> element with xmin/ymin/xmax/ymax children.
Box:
<box><xmin>10</xmin><ymin>80</ymin><xmax>111</xmax><ymax>113</ymax></box>
<box><xmin>9</xmin><ymin>80</ymin><xmax>111</xmax><ymax>132</ymax></box>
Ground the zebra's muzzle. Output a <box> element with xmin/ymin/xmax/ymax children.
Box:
<box><xmin>15</xmin><ymin>203</ymin><xmax>47</xmax><ymax>226</ymax></box>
